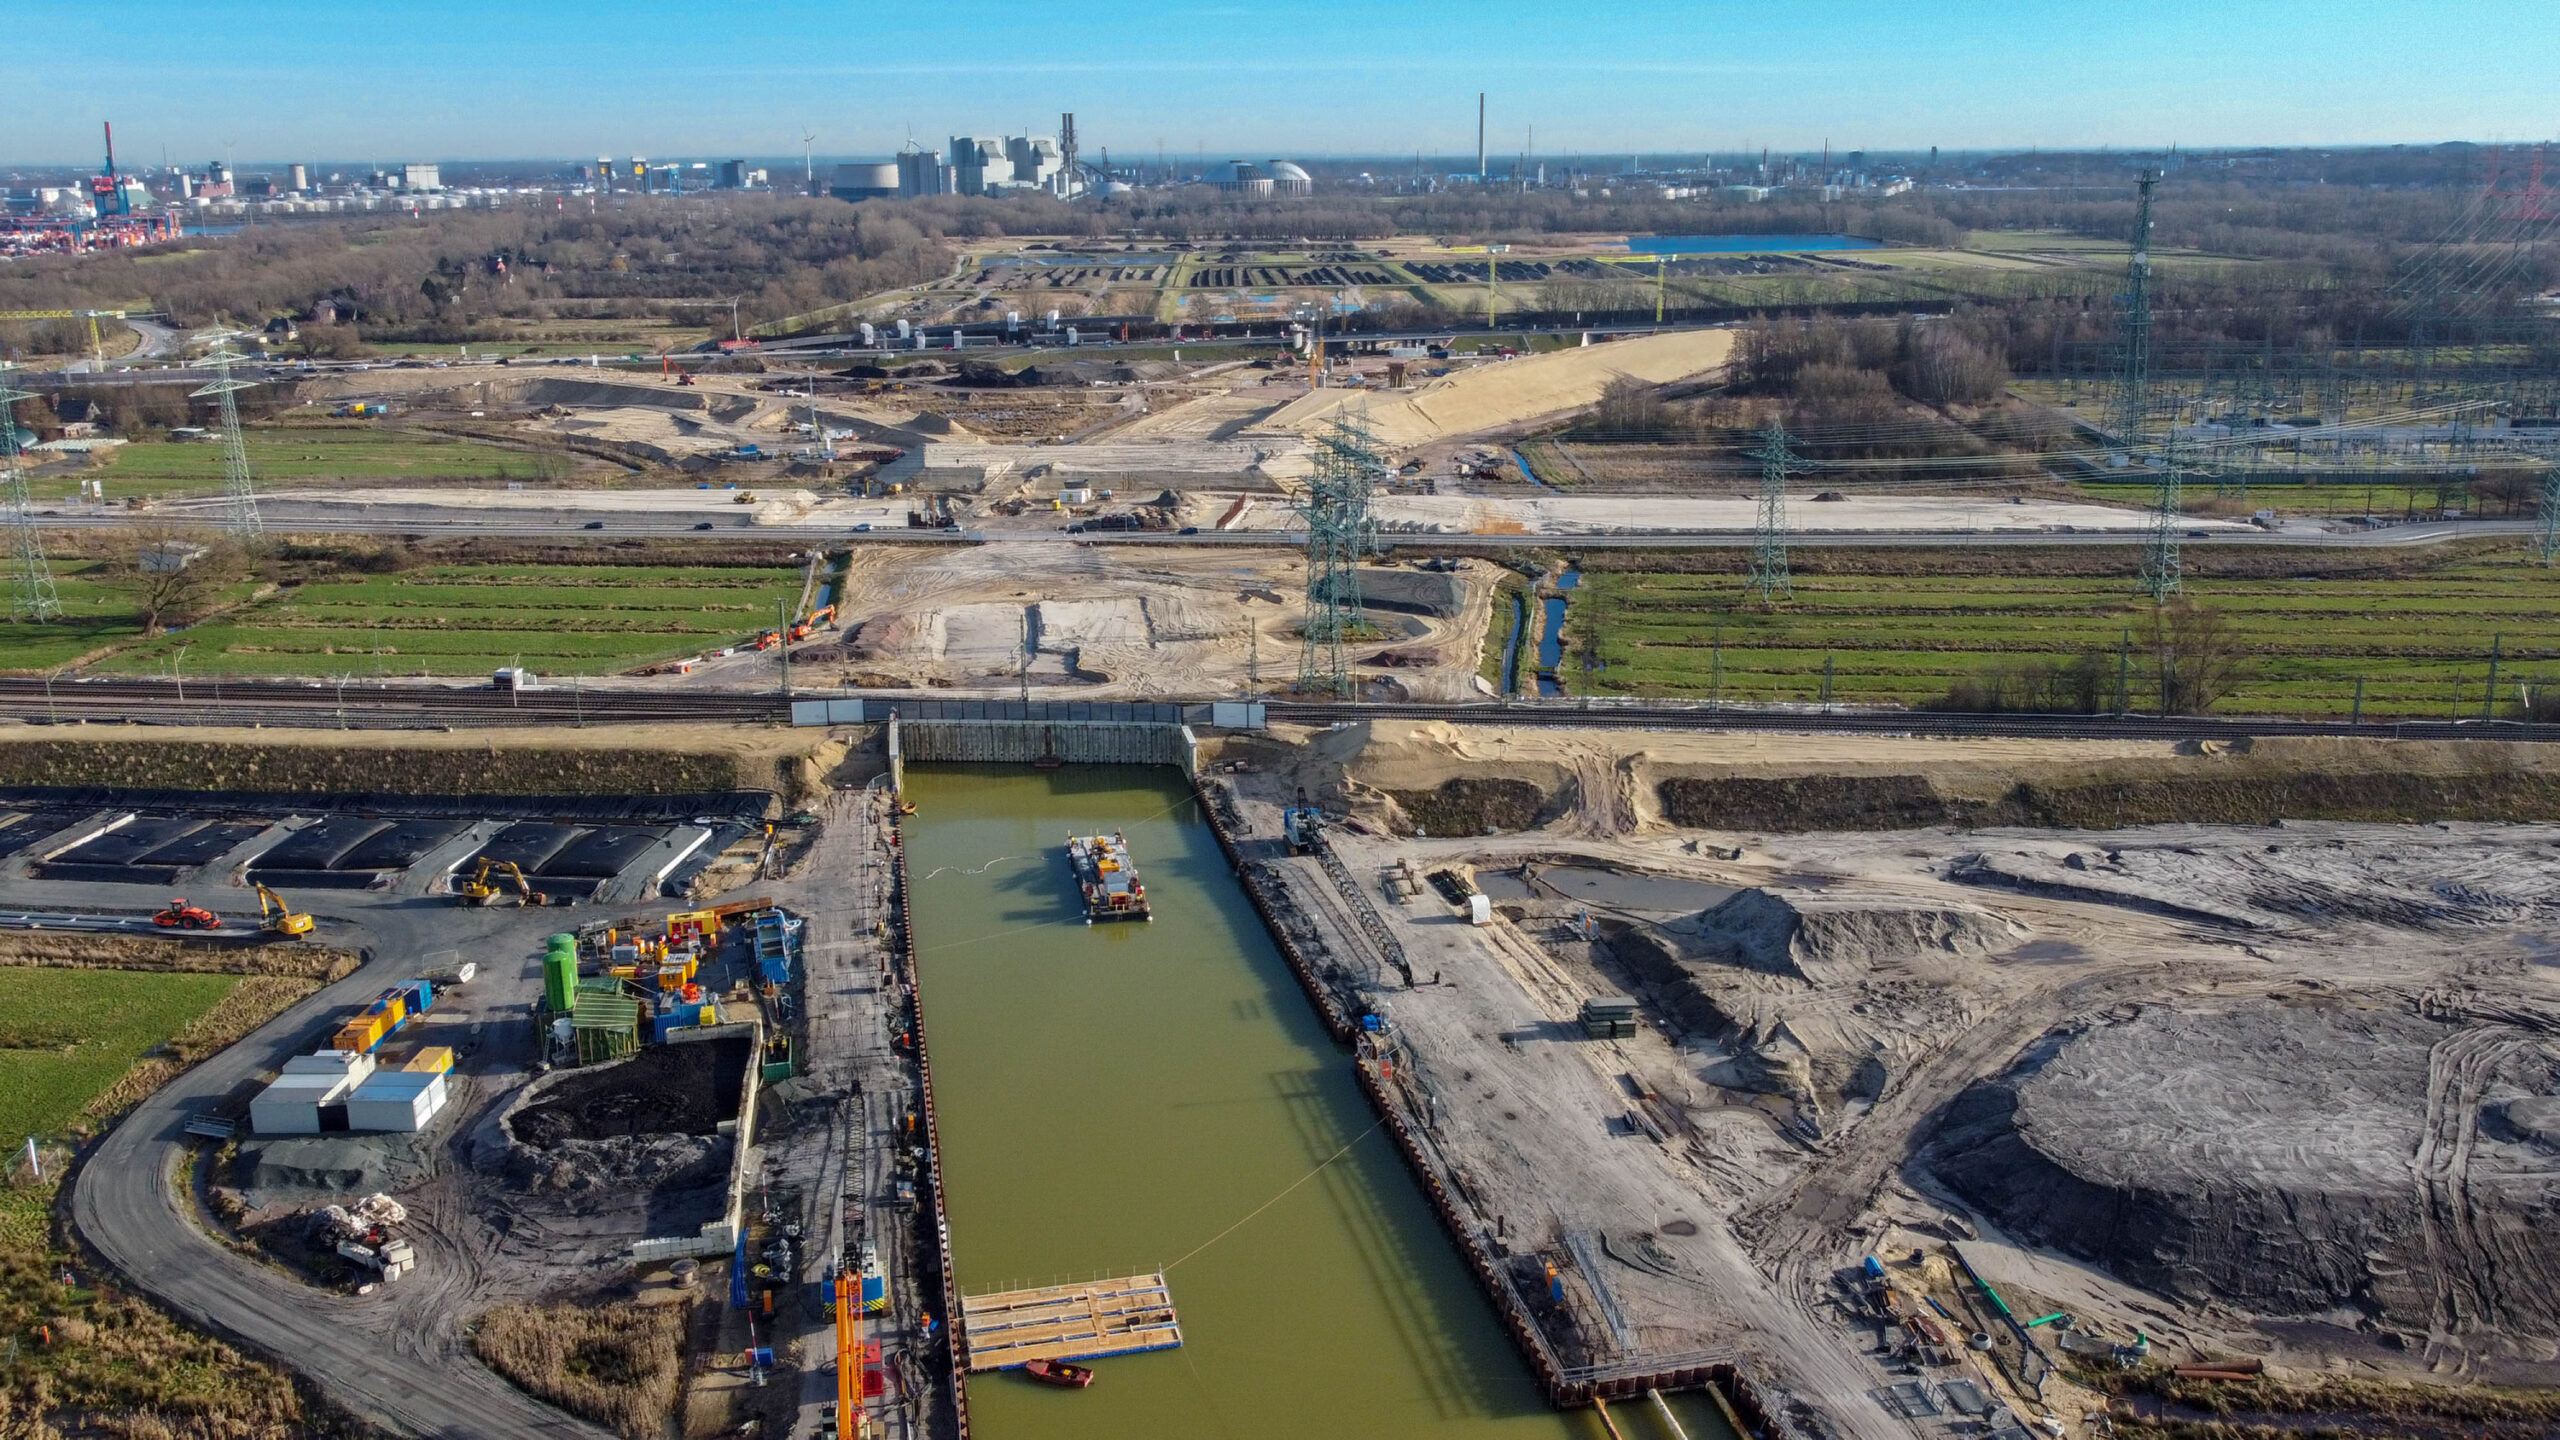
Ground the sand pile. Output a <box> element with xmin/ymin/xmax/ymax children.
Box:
<box><xmin>1928</xmin><ymin>1002</ymin><xmax>2560</xmax><ymax>1339</ymax></box>
<box><xmin>1262</xmin><ymin>330</ymin><xmax>1735</xmax><ymax>448</ymax></box>
<box><xmin>1603</xmin><ymin>888</ymin><xmax>2017</xmax><ymax>1113</ymax></box>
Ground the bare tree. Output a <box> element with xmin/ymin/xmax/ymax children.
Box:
<box><xmin>117</xmin><ymin>527</ymin><xmax>243</xmax><ymax>636</ymax></box>
<box><xmin>2149</xmin><ymin>602</ymin><xmax>2247</xmax><ymax>715</ymax></box>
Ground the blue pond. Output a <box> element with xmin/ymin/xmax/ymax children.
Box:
<box><xmin>1624</xmin><ymin>234</ymin><xmax>1881</xmax><ymax>254</ymax></box>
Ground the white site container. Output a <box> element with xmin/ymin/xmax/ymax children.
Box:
<box><xmin>283</xmin><ymin>1050</ymin><xmax>377</xmax><ymax>1084</ymax></box>
<box><xmin>250</xmin><ymin>1073</ymin><xmax>353</xmax><ymax>1135</ymax></box>
<box><xmin>345</xmin><ymin>1071</ymin><xmax>449</xmax><ymax>1133</ymax></box>
<box><xmin>1469</xmin><ymin>894</ymin><xmax>1494</xmax><ymax>926</ymax></box>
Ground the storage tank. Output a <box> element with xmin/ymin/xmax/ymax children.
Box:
<box><xmin>829</xmin><ymin>163</ymin><xmax>897</xmax><ymax>201</ymax></box>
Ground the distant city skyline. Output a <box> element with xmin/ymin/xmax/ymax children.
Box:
<box><xmin>6</xmin><ymin>0</ymin><xmax>2555</xmax><ymax>167</ymax></box>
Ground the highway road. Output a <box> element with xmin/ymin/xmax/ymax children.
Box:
<box><xmin>23</xmin><ymin>498</ymin><xmax>2540</xmax><ymax>551</ymax></box>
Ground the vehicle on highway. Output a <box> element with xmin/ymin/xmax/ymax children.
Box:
<box><xmin>693</xmin><ymin>521</ymin><xmax>714</xmax><ymax>530</ymax></box>
<box><xmin>582</xmin><ymin>520</ymin><xmax>604</xmax><ymax>530</ymax></box>
<box><xmin>854</xmin><ymin>523</ymin><xmax>872</xmax><ymax>532</ymax></box>
<box><xmin>1178</xmin><ymin>526</ymin><xmax>1200</xmax><ymax>535</ymax></box>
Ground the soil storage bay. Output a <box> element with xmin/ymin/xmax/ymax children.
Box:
<box><xmin>906</xmin><ymin>767</ymin><xmax>1621</xmax><ymax>1440</ymax></box>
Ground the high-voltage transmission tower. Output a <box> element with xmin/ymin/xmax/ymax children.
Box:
<box><xmin>0</xmin><ymin>364</ymin><xmax>61</xmax><ymax>622</ymax></box>
<box><xmin>189</xmin><ymin>328</ymin><xmax>264</xmax><ymax>537</ymax></box>
<box><xmin>1296</xmin><ymin>410</ymin><xmax>1386</xmax><ymax>695</ymax></box>
<box><xmin>2112</xmin><ymin>170</ymin><xmax>2186</xmax><ymax>601</ymax></box>
<box><xmin>2537</xmin><ymin>448</ymin><xmax>2560</xmax><ymax>568</ymax></box>
<box><xmin>2139</xmin><ymin>435</ymin><xmax>2188</xmax><ymax>602</ymax></box>
<box><xmin>2110</xmin><ymin>169</ymin><xmax>2161</xmax><ymax>449</ymax></box>
<box><xmin>1743</xmin><ymin>423</ymin><xmax>1800</xmax><ymax>604</ymax></box>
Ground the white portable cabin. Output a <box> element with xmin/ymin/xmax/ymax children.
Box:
<box><xmin>346</xmin><ymin>1071</ymin><xmax>450</xmax><ymax>1133</ymax></box>
<box><xmin>251</xmin><ymin>1073</ymin><xmax>355</xmax><ymax>1135</ymax></box>
<box><xmin>283</xmin><ymin>1050</ymin><xmax>377</xmax><ymax>1084</ymax></box>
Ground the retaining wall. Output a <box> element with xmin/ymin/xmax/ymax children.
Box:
<box><xmin>1192</xmin><ymin>772</ymin><xmax>1791</xmax><ymax>1435</ymax></box>
<box><xmin>887</xmin><ymin>812</ymin><xmax>972</xmax><ymax>1439</ymax></box>
<box><xmin>896</xmin><ymin>720</ymin><xmax>1190</xmax><ymax>767</ymax></box>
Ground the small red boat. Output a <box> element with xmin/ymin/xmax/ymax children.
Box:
<box><xmin>1021</xmin><ymin>1358</ymin><xmax>1094</xmax><ymax>1389</ymax></box>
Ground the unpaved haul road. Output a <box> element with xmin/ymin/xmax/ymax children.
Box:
<box><xmin>71</xmin><ymin>953</ymin><xmax>609</xmax><ymax>1440</ymax></box>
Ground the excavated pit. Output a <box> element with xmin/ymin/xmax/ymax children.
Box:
<box><xmin>1927</xmin><ymin>1002</ymin><xmax>2560</xmax><ymax>1340</ymax></box>
<box><xmin>493</xmin><ymin>1036</ymin><xmax>750</xmax><ymax>1220</ymax></box>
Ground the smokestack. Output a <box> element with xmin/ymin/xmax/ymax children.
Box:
<box><xmin>1477</xmin><ymin>93</ymin><xmax>1486</xmax><ymax>181</ymax></box>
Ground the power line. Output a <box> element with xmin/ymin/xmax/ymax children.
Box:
<box><xmin>1743</xmin><ymin>422</ymin><xmax>1799</xmax><ymax>605</ymax></box>
<box><xmin>0</xmin><ymin>364</ymin><xmax>61</xmax><ymax>623</ymax></box>
<box><xmin>2110</xmin><ymin>168</ymin><xmax>2162</xmax><ymax>450</ymax></box>
<box><xmin>187</xmin><ymin>328</ymin><xmax>263</xmax><ymax>537</ymax></box>
<box><xmin>1296</xmin><ymin>408</ymin><xmax>1385</xmax><ymax>696</ymax></box>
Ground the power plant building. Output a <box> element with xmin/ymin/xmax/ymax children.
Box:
<box><xmin>897</xmin><ymin>150</ymin><xmax>948</xmax><ymax>198</ymax></box>
<box><xmin>949</xmin><ymin>136</ymin><xmax>1006</xmax><ymax>195</ymax></box>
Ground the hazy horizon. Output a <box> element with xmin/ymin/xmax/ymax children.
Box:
<box><xmin>8</xmin><ymin>0</ymin><xmax>2555</xmax><ymax>169</ymax></box>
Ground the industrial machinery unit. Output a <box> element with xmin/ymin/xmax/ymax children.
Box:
<box><xmin>458</xmin><ymin>857</ymin><xmax>546</xmax><ymax>906</ymax></box>
<box><xmin>256</xmin><ymin>883</ymin><xmax>313</xmax><ymax>937</ymax></box>
<box><xmin>1067</xmin><ymin>832</ymin><xmax>1151</xmax><ymax>923</ymax></box>
<box><xmin>152</xmin><ymin>897</ymin><xmax>220</xmax><ymax>930</ymax></box>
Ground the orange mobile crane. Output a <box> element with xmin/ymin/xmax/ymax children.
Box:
<box><xmin>833</xmin><ymin>1262</ymin><xmax>865</xmax><ymax>1439</ymax></box>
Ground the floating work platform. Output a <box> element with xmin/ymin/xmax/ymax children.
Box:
<box><xmin>960</xmin><ymin>1272</ymin><xmax>1181</xmax><ymax>1371</ymax></box>
<box><xmin>1067</xmin><ymin>832</ymin><xmax>1151</xmax><ymax>924</ymax></box>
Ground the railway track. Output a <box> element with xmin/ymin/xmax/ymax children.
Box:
<box><xmin>2</xmin><ymin>677</ymin><xmax>2554</xmax><ymax>745</ymax></box>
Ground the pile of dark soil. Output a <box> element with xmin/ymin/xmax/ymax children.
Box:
<box><xmin>510</xmin><ymin>1037</ymin><xmax>749</xmax><ymax>1147</ymax></box>
<box><xmin>1926</xmin><ymin>1002</ymin><xmax>2560</xmax><ymax>1338</ymax></box>
<box><xmin>1659</xmin><ymin>770</ymin><xmax>2560</xmax><ymax>832</ymax></box>
<box><xmin>1388</xmin><ymin>777</ymin><xmax>1551</xmax><ymax>836</ymax></box>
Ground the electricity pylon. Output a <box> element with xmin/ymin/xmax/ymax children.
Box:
<box><xmin>188</xmin><ymin>328</ymin><xmax>264</xmax><ymax>537</ymax></box>
<box><xmin>2110</xmin><ymin>169</ymin><xmax>2161</xmax><ymax>449</ymax></box>
<box><xmin>2537</xmin><ymin>453</ymin><xmax>2560</xmax><ymax>568</ymax></box>
<box><xmin>0</xmin><ymin>363</ymin><xmax>61</xmax><ymax>622</ymax></box>
<box><xmin>1296</xmin><ymin>410</ymin><xmax>1385</xmax><ymax>696</ymax></box>
<box><xmin>1743</xmin><ymin>422</ymin><xmax>1800</xmax><ymax>605</ymax></box>
<box><xmin>2140</xmin><ymin>434</ymin><xmax>2188</xmax><ymax>602</ymax></box>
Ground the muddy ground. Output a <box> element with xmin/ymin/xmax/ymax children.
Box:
<box><xmin>1209</xmin><ymin>719</ymin><xmax>2560</xmax><ymax>1439</ymax></box>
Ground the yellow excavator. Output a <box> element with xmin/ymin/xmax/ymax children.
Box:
<box><xmin>457</xmin><ymin>857</ymin><xmax>547</xmax><ymax>907</ymax></box>
<box><xmin>255</xmin><ymin>884</ymin><xmax>314</xmax><ymax>938</ymax></box>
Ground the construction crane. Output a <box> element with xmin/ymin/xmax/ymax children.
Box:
<box><xmin>254</xmin><ymin>883</ymin><xmax>314</xmax><ymax>938</ymax></box>
<box><xmin>0</xmin><ymin>309</ymin><xmax>145</xmax><ymax>371</ymax></box>
<box><xmin>833</xmin><ymin>1262</ymin><xmax>864</xmax><ymax>1439</ymax></box>
<box><xmin>457</xmin><ymin>858</ymin><xmax>546</xmax><ymax>907</ymax></box>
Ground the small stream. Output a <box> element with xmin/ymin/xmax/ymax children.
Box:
<box><xmin>1534</xmin><ymin>568</ymin><xmax>1579</xmax><ymax>697</ymax></box>
<box><xmin>1497</xmin><ymin>590</ymin><xmax>1528</xmax><ymax>696</ymax></box>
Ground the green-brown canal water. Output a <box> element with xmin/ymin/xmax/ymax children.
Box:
<box><xmin>906</xmin><ymin>766</ymin><xmax>1736</xmax><ymax>1440</ymax></box>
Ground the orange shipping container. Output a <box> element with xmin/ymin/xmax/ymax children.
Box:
<box><xmin>333</xmin><ymin>1015</ymin><xmax>387</xmax><ymax>1053</ymax></box>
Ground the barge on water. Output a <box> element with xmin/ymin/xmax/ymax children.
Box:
<box><xmin>1067</xmin><ymin>831</ymin><xmax>1151</xmax><ymax>923</ymax></box>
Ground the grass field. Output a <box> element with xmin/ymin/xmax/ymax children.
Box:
<box><xmin>79</xmin><ymin>427</ymin><xmax>552</xmax><ymax>499</ymax></box>
<box><xmin>1550</xmin><ymin>548</ymin><xmax>2560</xmax><ymax>719</ymax></box>
<box><xmin>0</xmin><ymin>560</ymin><xmax>181</xmax><ymax>671</ymax></box>
<box><xmin>103</xmin><ymin>561</ymin><xmax>805</xmax><ymax>677</ymax></box>
<box><xmin>0</xmin><ymin>967</ymin><xmax>241</xmax><ymax>1140</ymax></box>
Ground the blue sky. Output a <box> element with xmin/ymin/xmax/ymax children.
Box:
<box><xmin>8</xmin><ymin>0</ymin><xmax>2555</xmax><ymax>166</ymax></box>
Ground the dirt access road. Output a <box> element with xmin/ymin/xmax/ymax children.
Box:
<box><xmin>60</xmin><ymin>867</ymin><xmax>613</xmax><ymax>1440</ymax></box>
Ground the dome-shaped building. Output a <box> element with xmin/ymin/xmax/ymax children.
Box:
<box><xmin>1209</xmin><ymin>159</ymin><xmax>1311</xmax><ymax>198</ymax></box>
<box><xmin>1263</xmin><ymin>160</ymin><xmax>1313</xmax><ymax>197</ymax></box>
